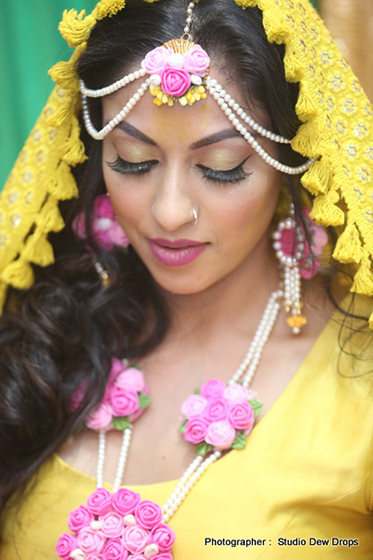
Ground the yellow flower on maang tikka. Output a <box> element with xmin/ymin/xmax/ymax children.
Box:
<box><xmin>0</xmin><ymin>0</ymin><xmax>373</xmax><ymax>325</ymax></box>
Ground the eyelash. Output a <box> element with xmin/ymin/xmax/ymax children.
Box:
<box><xmin>107</xmin><ymin>155</ymin><xmax>252</xmax><ymax>185</ymax></box>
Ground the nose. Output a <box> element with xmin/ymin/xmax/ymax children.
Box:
<box><xmin>151</xmin><ymin>164</ymin><xmax>195</xmax><ymax>233</ymax></box>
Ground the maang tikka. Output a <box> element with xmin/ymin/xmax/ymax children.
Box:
<box><xmin>80</xmin><ymin>2</ymin><xmax>313</xmax><ymax>176</ymax></box>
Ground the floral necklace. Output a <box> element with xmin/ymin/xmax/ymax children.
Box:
<box><xmin>56</xmin><ymin>288</ymin><xmax>282</xmax><ymax>560</ymax></box>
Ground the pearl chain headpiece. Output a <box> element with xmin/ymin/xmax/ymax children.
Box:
<box><xmin>80</xmin><ymin>1</ymin><xmax>313</xmax><ymax>175</ymax></box>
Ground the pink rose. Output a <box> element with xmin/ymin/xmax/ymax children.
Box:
<box><xmin>150</xmin><ymin>524</ymin><xmax>175</xmax><ymax>552</ymax></box>
<box><xmin>228</xmin><ymin>402</ymin><xmax>254</xmax><ymax>431</ymax></box>
<box><xmin>142</xmin><ymin>46</ymin><xmax>173</xmax><ymax>74</ymax></box>
<box><xmin>200</xmin><ymin>379</ymin><xmax>226</xmax><ymax>399</ymax></box>
<box><xmin>99</xmin><ymin>511</ymin><xmax>125</xmax><ymax>538</ymax></box>
<box><xmin>86</xmin><ymin>556</ymin><xmax>104</xmax><ymax>560</ymax></box>
<box><xmin>109</xmin><ymin>221</ymin><xmax>130</xmax><ymax>248</ymax></box>
<box><xmin>130</xmin><ymin>556</ymin><xmax>147</xmax><ymax>560</ymax></box>
<box><xmin>86</xmin><ymin>402</ymin><xmax>113</xmax><ymax>430</ymax></box>
<box><xmin>181</xmin><ymin>394</ymin><xmax>207</xmax><ymax>419</ymax></box>
<box><xmin>184</xmin><ymin>418</ymin><xmax>209</xmax><ymax>444</ymax></box>
<box><xmin>56</xmin><ymin>533</ymin><xmax>77</xmax><ymax>559</ymax></box>
<box><xmin>223</xmin><ymin>383</ymin><xmax>249</xmax><ymax>404</ymax></box>
<box><xmin>86</xmin><ymin>488</ymin><xmax>112</xmax><ymax>516</ymax></box>
<box><xmin>110</xmin><ymin>358</ymin><xmax>127</xmax><ymax>378</ymax></box>
<box><xmin>115</xmin><ymin>368</ymin><xmax>145</xmax><ymax>392</ymax></box>
<box><xmin>78</xmin><ymin>528</ymin><xmax>106</xmax><ymax>555</ymax></box>
<box><xmin>68</xmin><ymin>505</ymin><xmax>94</xmax><ymax>533</ymax></box>
<box><xmin>205</xmin><ymin>420</ymin><xmax>236</xmax><ymax>450</ymax></box>
<box><xmin>135</xmin><ymin>500</ymin><xmax>163</xmax><ymax>529</ymax></box>
<box><xmin>204</xmin><ymin>397</ymin><xmax>229</xmax><ymax>422</ymax></box>
<box><xmin>93</xmin><ymin>227</ymin><xmax>113</xmax><ymax>251</ymax></box>
<box><xmin>103</xmin><ymin>537</ymin><xmax>128</xmax><ymax>560</ymax></box>
<box><xmin>183</xmin><ymin>44</ymin><xmax>210</xmax><ymax>76</ymax></box>
<box><xmin>152</xmin><ymin>555</ymin><xmax>173</xmax><ymax>560</ymax></box>
<box><xmin>161</xmin><ymin>67</ymin><xmax>191</xmax><ymax>97</ymax></box>
<box><xmin>94</xmin><ymin>194</ymin><xmax>116</xmax><ymax>219</ymax></box>
<box><xmin>110</xmin><ymin>386</ymin><xmax>139</xmax><ymax>417</ymax></box>
<box><xmin>72</xmin><ymin>212</ymin><xmax>87</xmax><ymax>239</ymax></box>
<box><xmin>122</xmin><ymin>525</ymin><xmax>149</xmax><ymax>554</ymax></box>
<box><xmin>112</xmin><ymin>488</ymin><xmax>141</xmax><ymax>516</ymax></box>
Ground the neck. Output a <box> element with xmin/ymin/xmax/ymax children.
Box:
<box><xmin>161</xmin><ymin>237</ymin><xmax>280</xmax><ymax>344</ymax></box>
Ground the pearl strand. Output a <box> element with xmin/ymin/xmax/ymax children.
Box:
<box><xmin>206</xmin><ymin>78</ymin><xmax>313</xmax><ymax>175</ymax></box>
<box><xmin>80</xmin><ymin>69</ymin><xmax>146</xmax><ymax>98</ymax></box>
<box><xmin>82</xmin><ymin>80</ymin><xmax>149</xmax><ymax>141</ymax></box>
<box><xmin>229</xmin><ymin>290</ymin><xmax>282</xmax><ymax>385</ymax></box>
<box><xmin>112</xmin><ymin>428</ymin><xmax>133</xmax><ymax>493</ymax></box>
<box><xmin>162</xmin><ymin>451</ymin><xmax>222</xmax><ymax>523</ymax></box>
<box><xmin>96</xmin><ymin>429</ymin><xmax>107</xmax><ymax>488</ymax></box>
<box><xmin>183</xmin><ymin>2</ymin><xmax>195</xmax><ymax>38</ymax></box>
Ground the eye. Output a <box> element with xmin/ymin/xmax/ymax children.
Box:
<box><xmin>107</xmin><ymin>155</ymin><xmax>159</xmax><ymax>175</ymax></box>
<box><xmin>196</xmin><ymin>156</ymin><xmax>252</xmax><ymax>185</ymax></box>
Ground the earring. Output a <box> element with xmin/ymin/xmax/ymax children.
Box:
<box><xmin>72</xmin><ymin>194</ymin><xmax>130</xmax><ymax>251</ymax></box>
<box><xmin>272</xmin><ymin>204</ymin><xmax>328</xmax><ymax>334</ymax></box>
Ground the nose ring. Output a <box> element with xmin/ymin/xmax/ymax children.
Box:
<box><xmin>192</xmin><ymin>207</ymin><xmax>198</xmax><ymax>224</ymax></box>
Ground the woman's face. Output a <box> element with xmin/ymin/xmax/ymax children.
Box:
<box><xmin>102</xmin><ymin>71</ymin><xmax>282</xmax><ymax>295</ymax></box>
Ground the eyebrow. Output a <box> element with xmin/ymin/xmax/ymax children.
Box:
<box><xmin>114</xmin><ymin>121</ymin><xmax>249</xmax><ymax>149</ymax></box>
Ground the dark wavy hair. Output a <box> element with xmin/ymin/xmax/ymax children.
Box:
<box><xmin>0</xmin><ymin>0</ymin><xmax>367</xmax><ymax>543</ymax></box>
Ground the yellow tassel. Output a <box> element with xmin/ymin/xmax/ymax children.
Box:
<box><xmin>310</xmin><ymin>191</ymin><xmax>345</xmax><ymax>227</ymax></box>
<box><xmin>296</xmin><ymin>83</ymin><xmax>319</xmax><ymax>121</ymax></box>
<box><xmin>301</xmin><ymin>157</ymin><xmax>331</xmax><ymax>195</ymax></box>
<box><xmin>47</xmin><ymin>96</ymin><xmax>76</xmax><ymax>127</ymax></box>
<box><xmin>233</xmin><ymin>0</ymin><xmax>257</xmax><ymax>8</ymax></box>
<box><xmin>284</xmin><ymin>39</ymin><xmax>304</xmax><ymax>83</ymax></box>
<box><xmin>351</xmin><ymin>258</ymin><xmax>373</xmax><ymax>297</ymax></box>
<box><xmin>94</xmin><ymin>0</ymin><xmax>126</xmax><ymax>18</ymax></box>
<box><xmin>63</xmin><ymin>116</ymin><xmax>88</xmax><ymax>166</ymax></box>
<box><xmin>46</xmin><ymin>162</ymin><xmax>79</xmax><ymax>200</ymax></box>
<box><xmin>37</xmin><ymin>197</ymin><xmax>65</xmax><ymax>233</ymax></box>
<box><xmin>1</xmin><ymin>259</ymin><xmax>34</xmax><ymax>290</ymax></box>
<box><xmin>48</xmin><ymin>61</ymin><xmax>79</xmax><ymax>91</ymax></box>
<box><xmin>261</xmin><ymin>3</ymin><xmax>289</xmax><ymax>43</ymax></box>
<box><xmin>333</xmin><ymin>224</ymin><xmax>364</xmax><ymax>264</ymax></box>
<box><xmin>291</xmin><ymin>118</ymin><xmax>322</xmax><ymax>158</ymax></box>
<box><xmin>59</xmin><ymin>10</ymin><xmax>96</xmax><ymax>48</ymax></box>
<box><xmin>22</xmin><ymin>233</ymin><xmax>55</xmax><ymax>268</ymax></box>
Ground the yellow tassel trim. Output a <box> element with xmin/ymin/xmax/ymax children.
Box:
<box><xmin>47</xmin><ymin>95</ymin><xmax>76</xmax><ymax>128</ymax></box>
<box><xmin>1</xmin><ymin>259</ymin><xmax>34</xmax><ymax>290</ymax></box>
<box><xmin>23</xmin><ymin>233</ymin><xmax>55</xmax><ymax>268</ymax></box>
<box><xmin>0</xmin><ymin>282</ymin><xmax>7</xmax><ymax>315</ymax></box>
<box><xmin>63</xmin><ymin>116</ymin><xmax>88</xmax><ymax>166</ymax></box>
<box><xmin>296</xmin><ymin>83</ymin><xmax>319</xmax><ymax>122</ymax></box>
<box><xmin>284</xmin><ymin>40</ymin><xmax>304</xmax><ymax>83</ymax></box>
<box><xmin>309</xmin><ymin>191</ymin><xmax>345</xmax><ymax>227</ymax></box>
<box><xmin>46</xmin><ymin>162</ymin><xmax>79</xmax><ymax>200</ymax></box>
<box><xmin>351</xmin><ymin>258</ymin><xmax>373</xmax><ymax>297</ymax></box>
<box><xmin>333</xmin><ymin>224</ymin><xmax>364</xmax><ymax>264</ymax></box>
<box><xmin>49</xmin><ymin>61</ymin><xmax>79</xmax><ymax>91</ymax></box>
<box><xmin>93</xmin><ymin>0</ymin><xmax>126</xmax><ymax>19</ymax></box>
<box><xmin>59</xmin><ymin>10</ymin><xmax>96</xmax><ymax>48</ymax></box>
<box><xmin>36</xmin><ymin>197</ymin><xmax>65</xmax><ymax>233</ymax></box>
<box><xmin>291</xmin><ymin>118</ymin><xmax>322</xmax><ymax>158</ymax></box>
<box><xmin>301</xmin><ymin>157</ymin><xmax>331</xmax><ymax>196</ymax></box>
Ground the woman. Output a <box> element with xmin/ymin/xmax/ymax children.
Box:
<box><xmin>0</xmin><ymin>0</ymin><xmax>372</xmax><ymax>557</ymax></box>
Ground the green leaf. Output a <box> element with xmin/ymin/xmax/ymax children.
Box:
<box><xmin>231</xmin><ymin>431</ymin><xmax>247</xmax><ymax>450</ymax></box>
<box><xmin>249</xmin><ymin>399</ymin><xmax>263</xmax><ymax>418</ymax></box>
<box><xmin>178</xmin><ymin>419</ymin><xmax>187</xmax><ymax>433</ymax></box>
<box><xmin>111</xmin><ymin>417</ymin><xmax>131</xmax><ymax>431</ymax></box>
<box><xmin>196</xmin><ymin>442</ymin><xmax>213</xmax><ymax>455</ymax></box>
<box><xmin>138</xmin><ymin>394</ymin><xmax>151</xmax><ymax>410</ymax></box>
<box><xmin>194</xmin><ymin>388</ymin><xmax>201</xmax><ymax>394</ymax></box>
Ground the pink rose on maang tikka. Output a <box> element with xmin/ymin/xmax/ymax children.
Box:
<box><xmin>141</xmin><ymin>42</ymin><xmax>210</xmax><ymax>99</ymax></box>
<box><xmin>179</xmin><ymin>380</ymin><xmax>262</xmax><ymax>453</ymax></box>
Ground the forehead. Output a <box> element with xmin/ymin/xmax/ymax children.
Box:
<box><xmin>102</xmin><ymin>71</ymin><xmax>268</xmax><ymax>148</ymax></box>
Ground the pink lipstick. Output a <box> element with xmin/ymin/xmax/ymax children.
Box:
<box><xmin>148</xmin><ymin>238</ymin><xmax>207</xmax><ymax>266</ymax></box>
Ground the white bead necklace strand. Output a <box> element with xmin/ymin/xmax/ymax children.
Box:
<box><xmin>95</xmin><ymin>286</ymin><xmax>283</xmax><ymax>525</ymax></box>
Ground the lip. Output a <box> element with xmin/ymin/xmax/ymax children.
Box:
<box><xmin>148</xmin><ymin>238</ymin><xmax>207</xmax><ymax>266</ymax></box>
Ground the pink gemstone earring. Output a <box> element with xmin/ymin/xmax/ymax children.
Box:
<box><xmin>272</xmin><ymin>204</ymin><xmax>328</xmax><ymax>334</ymax></box>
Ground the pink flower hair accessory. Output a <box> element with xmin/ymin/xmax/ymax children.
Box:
<box><xmin>179</xmin><ymin>380</ymin><xmax>262</xmax><ymax>454</ymax></box>
<box><xmin>72</xmin><ymin>194</ymin><xmax>130</xmax><ymax>252</ymax></box>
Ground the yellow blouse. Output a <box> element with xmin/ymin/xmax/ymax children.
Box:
<box><xmin>2</xmin><ymin>298</ymin><xmax>373</xmax><ymax>559</ymax></box>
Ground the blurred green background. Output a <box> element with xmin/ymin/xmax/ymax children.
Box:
<box><xmin>0</xmin><ymin>0</ymin><xmax>319</xmax><ymax>189</ymax></box>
